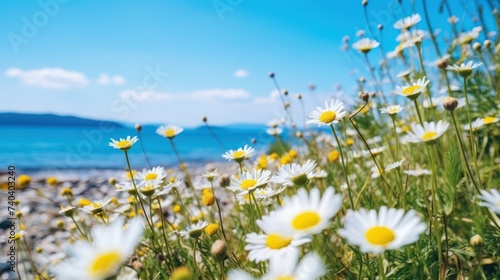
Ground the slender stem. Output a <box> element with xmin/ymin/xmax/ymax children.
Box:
<box><xmin>462</xmin><ymin>78</ymin><xmax>482</xmax><ymax>185</ymax></box>
<box><xmin>192</xmin><ymin>238</ymin><xmax>199</xmax><ymax>279</ymax></box>
<box><xmin>416</xmin><ymin>43</ymin><xmax>436</xmax><ymax>117</ymax></box>
<box><xmin>413</xmin><ymin>100</ymin><xmax>424</xmax><ymax>125</ymax></box>
<box><xmin>205</xmin><ymin>122</ymin><xmax>225</xmax><ymax>152</ymax></box>
<box><xmin>138</xmin><ymin>130</ymin><xmax>152</xmax><ymax>168</ymax></box>
<box><xmin>156</xmin><ymin>197</ymin><xmax>173</xmax><ymax>273</ymax></box>
<box><xmin>329</xmin><ymin>124</ymin><xmax>354</xmax><ymax>208</ymax></box>
<box><xmin>211</xmin><ymin>181</ymin><xmax>228</xmax><ymax>241</ymax></box>
<box><xmin>392</xmin><ymin>117</ymin><xmax>400</xmax><ymax>160</ymax></box>
<box><xmin>427</xmin><ymin>145</ymin><xmax>443</xmax><ymax>279</ymax></box>
<box><xmin>422</xmin><ymin>0</ymin><xmax>442</xmax><ymax>57</ymax></box>
<box><xmin>363</xmin><ymin>53</ymin><xmax>387</xmax><ymax>102</ymax></box>
<box><xmin>70</xmin><ymin>216</ymin><xmax>88</xmax><ymax>240</ymax></box>
<box><xmin>378</xmin><ymin>254</ymin><xmax>386</xmax><ymax>280</ymax></box>
<box><xmin>450</xmin><ymin>111</ymin><xmax>481</xmax><ymax>193</ymax></box>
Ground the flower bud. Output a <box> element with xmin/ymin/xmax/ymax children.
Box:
<box><xmin>269</xmin><ymin>72</ymin><xmax>275</xmax><ymax>78</ymax></box>
<box><xmin>377</xmin><ymin>24</ymin><xmax>383</xmax><ymax>30</ymax></box>
<box><xmin>473</xmin><ymin>42</ymin><xmax>481</xmax><ymax>51</ymax></box>
<box><xmin>484</xmin><ymin>39</ymin><xmax>491</xmax><ymax>48</ymax></box>
<box><xmin>442</xmin><ymin>97</ymin><xmax>458</xmax><ymax>111</ymax></box>
<box><xmin>296</xmin><ymin>131</ymin><xmax>303</xmax><ymax>138</ymax></box>
<box><xmin>219</xmin><ymin>174</ymin><xmax>231</xmax><ymax>188</ymax></box>
<box><xmin>470</xmin><ymin>234</ymin><xmax>484</xmax><ymax>248</ymax></box>
<box><xmin>437</xmin><ymin>58</ymin><xmax>448</xmax><ymax>69</ymax></box>
<box><xmin>202</xmin><ymin>116</ymin><xmax>207</xmax><ymax>123</ymax></box>
<box><xmin>296</xmin><ymin>94</ymin><xmax>302</xmax><ymax>100</ymax></box>
<box><xmin>360</xmin><ymin>92</ymin><xmax>369</xmax><ymax>102</ymax></box>
<box><xmin>358</xmin><ymin>77</ymin><xmax>366</xmax><ymax>83</ymax></box>
<box><xmin>135</xmin><ymin>123</ymin><xmax>142</xmax><ymax>132</ymax></box>
<box><xmin>211</xmin><ymin>240</ymin><xmax>228</xmax><ymax>262</ymax></box>
<box><xmin>283</xmin><ymin>90</ymin><xmax>288</xmax><ymax>96</ymax></box>
<box><xmin>362</xmin><ymin>0</ymin><xmax>368</xmax><ymax>6</ymax></box>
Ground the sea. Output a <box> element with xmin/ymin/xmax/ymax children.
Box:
<box><xmin>0</xmin><ymin>125</ymin><xmax>277</xmax><ymax>173</ymax></box>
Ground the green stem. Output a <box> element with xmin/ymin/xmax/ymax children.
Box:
<box><xmin>378</xmin><ymin>254</ymin><xmax>386</xmax><ymax>280</ymax></box>
<box><xmin>413</xmin><ymin>99</ymin><xmax>424</xmax><ymax>125</ymax></box>
<box><xmin>329</xmin><ymin>124</ymin><xmax>354</xmax><ymax>208</ymax></box>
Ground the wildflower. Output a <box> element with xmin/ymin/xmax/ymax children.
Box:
<box><xmin>272</xmin><ymin>159</ymin><xmax>318</xmax><ymax>187</ymax></box>
<box><xmin>277</xmin><ymin>187</ymin><xmax>342</xmax><ymax>234</ymax></box>
<box><xmin>228</xmin><ymin>169</ymin><xmax>272</xmax><ymax>194</ymax></box>
<box><xmin>47</xmin><ymin>176</ymin><xmax>59</xmax><ymax>186</ymax></box>
<box><xmin>156</xmin><ymin>125</ymin><xmax>183</xmax><ymax>139</ymax></box>
<box><xmin>245</xmin><ymin>212</ymin><xmax>312</xmax><ymax>263</ymax></box>
<box><xmin>80</xmin><ymin>199</ymin><xmax>112</xmax><ymax>215</ymax></box>
<box><xmin>170</xmin><ymin>267</ymin><xmax>192</xmax><ymax>280</ymax></box>
<box><xmin>138</xmin><ymin>181</ymin><xmax>161</xmax><ymax>197</ymax></box>
<box><xmin>202</xmin><ymin>169</ymin><xmax>219</xmax><ymax>182</ymax></box>
<box><xmin>18</xmin><ymin>174</ymin><xmax>31</xmax><ymax>189</ymax></box>
<box><xmin>458</xmin><ymin>27</ymin><xmax>482</xmax><ymax>45</ymax></box>
<box><xmin>307</xmin><ymin>99</ymin><xmax>347</xmax><ymax>126</ymax></box>
<box><xmin>51</xmin><ymin>218</ymin><xmax>144</xmax><ymax>280</ymax></box>
<box><xmin>352</xmin><ymin>38</ymin><xmax>380</xmax><ymax>53</ymax></box>
<box><xmin>202</xmin><ymin>191</ymin><xmax>216</xmax><ymax>206</ymax></box>
<box><xmin>328</xmin><ymin>150</ymin><xmax>340</xmax><ymax>163</ymax></box>
<box><xmin>136</xmin><ymin>166</ymin><xmax>166</xmax><ymax>183</ymax></box>
<box><xmin>59</xmin><ymin>205</ymin><xmax>76</xmax><ymax>217</ymax></box>
<box><xmin>179</xmin><ymin>221</ymin><xmax>209</xmax><ymax>238</ymax></box>
<box><xmin>470</xmin><ymin>234</ymin><xmax>484</xmax><ymax>248</ymax></box>
<box><xmin>60</xmin><ymin>187</ymin><xmax>73</xmax><ymax>198</ymax></box>
<box><xmin>204</xmin><ymin>223</ymin><xmax>219</xmax><ymax>235</ymax></box>
<box><xmin>405</xmin><ymin>121</ymin><xmax>449</xmax><ymax>144</ymax></box>
<box><xmin>477</xmin><ymin>189</ymin><xmax>500</xmax><ymax>214</ymax></box>
<box><xmin>338</xmin><ymin>206</ymin><xmax>426</xmax><ymax>254</ymax></box>
<box><xmin>266</xmin><ymin>127</ymin><xmax>283</xmax><ymax>136</ymax></box>
<box><xmin>108</xmin><ymin>136</ymin><xmax>138</xmax><ymax>151</ymax></box>
<box><xmin>380</xmin><ymin>105</ymin><xmax>404</xmax><ymax>115</ymax></box>
<box><xmin>448</xmin><ymin>15</ymin><xmax>459</xmax><ymax>24</ymax></box>
<box><xmin>482</xmin><ymin>116</ymin><xmax>499</xmax><ymax>125</ymax></box>
<box><xmin>222</xmin><ymin>145</ymin><xmax>255</xmax><ymax>163</ymax></box>
<box><xmin>393</xmin><ymin>13</ymin><xmax>421</xmax><ymax>30</ymax></box>
<box><xmin>385</xmin><ymin>159</ymin><xmax>406</xmax><ymax>171</ymax></box>
<box><xmin>228</xmin><ymin>250</ymin><xmax>325</xmax><ymax>280</ymax></box>
<box><xmin>393</xmin><ymin>77</ymin><xmax>430</xmax><ymax>100</ymax></box>
<box><xmin>446</xmin><ymin>61</ymin><xmax>482</xmax><ymax>78</ymax></box>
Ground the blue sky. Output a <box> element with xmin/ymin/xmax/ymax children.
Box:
<box><xmin>0</xmin><ymin>0</ymin><xmax>496</xmax><ymax>126</ymax></box>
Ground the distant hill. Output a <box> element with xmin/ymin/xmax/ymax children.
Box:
<box><xmin>0</xmin><ymin>113</ymin><xmax>125</xmax><ymax>128</ymax></box>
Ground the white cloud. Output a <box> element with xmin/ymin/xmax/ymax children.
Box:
<box><xmin>118</xmin><ymin>88</ymin><xmax>251</xmax><ymax>102</ymax></box>
<box><xmin>5</xmin><ymin>67</ymin><xmax>89</xmax><ymax>89</ymax></box>
<box><xmin>234</xmin><ymin>69</ymin><xmax>249</xmax><ymax>78</ymax></box>
<box><xmin>254</xmin><ymin>90</ymin><xmax>281</xmax><ymax>104</ymax></box>
<box><xmin>97</xmin><ymin>73</ymin><xmax>125</xmax><ymax>85</ymax></box>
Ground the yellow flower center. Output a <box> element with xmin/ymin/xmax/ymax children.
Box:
<box><xmin>483</xmin><ymin>117</ymin><xmax>497</xmax><ymax>124</ymax></box>
<box><xmin>276</xmin><ymin>276</ymin><xmax>295</xmax><ymax>280</ymax></box>
<box><xmin>165</xmin><ymin>129</ymin><xmax>176</xmax><ymax>138</ymax></box>
<box><xmin>89</xmin><ymin>251</ymin><xmax>122</xmax><ymax>276</ymax></box>
<box><xmin>91</xmin><ymin>202</ymin><xmax>103</xmax><ymax>209</ymax></box>
<box><xmin>402</xmin><ymin>85</ymin><xmax>421</xmax><ymax>95</ymax></box>
<box><xmin>359</xmin><ymin>46</ymin><xmax>372</xmax><ymax>52</ymax></box>
<box><xmin>365</xmin><ymin>226</ymin><xmax>396</xmax><ymax>246</ymax></box>
<box><xmin>145</xmin><ymin>173</ymin><xmax>158</xmax><ymax>180</ymax></box>
<box><xmin>292</xmin><ymin>211</ymin><xmax>321</xmax><ymax>230</ymax></box>
<box><xmin>233</xmin><ymin>150</ymin><xmax>245</xmax><ymax>159</ymax></box>
<box><xmin>319</xmin><ymin>111</ymin><xmax>337</xmax><ymax>123</ymax></box>
<box><xmin>125</xmin><ymin>170</ymin><xmax>137</xmax><ymax>180</ymax></box>
<box><xmin>240</xmin><ymin>179</ymin><xmax>257</xmax><ymax>190</ymax></box>
<box><xmin>115</xmin><ymin>140</ymin><xmax>131</xmax><ymax>148</ymax></box>
<box><xmin>389</xmin><ymin>108</ymin><xmax>400</xmax><ymax>114</ymax></box>
<box><xmin>266</xmin><ymin>233</ymin><xmax>292</xmax><ymax>249</ymax></box>
<box><xmin>422</xmin><ymin>131</ymin><xmax>438</xmax><ymax>141</ymax></box>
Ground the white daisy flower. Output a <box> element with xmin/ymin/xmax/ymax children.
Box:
<box><xmin>482</xmin><ymin>116</ymin><xmax>499</xmax><ymax>125</ymax></box>
<box><xmin>362</xmin><ymin>146</ymin><xmax>386</xmax><ymax>157</ymax></box>
<box><xmin>202</xmin><ymin>169</ymin><xmax>219</xmax><ymax>182</ymax></box>
<box><xmin>51</xmin><ymin>217</ymin><xmax>144</xmax><ymax>280</ymax></box>
<box><xmin>228</xmin><ymin>169</ymin><xmax>272</xmax><ymax>194</ymax></box>
<box><xmin>222</xmin><ymin>145</ymin><xmax>255</xmax><ymax>163</ymax></box>
<box><xmin>457</xmin><ymin>26</ymin><xmax>482</xmax><ymax>45</ymax></box>
<box><xmin>115</xmin><ymin>181</ymin><xmax>138</xmax><ymax>195</ymax></box>
<box><xmin>338</xmin><ymin>206</ymin><xmax>426</xmax><ymax>254</ymax></box>
<box><xmin>447</xmin><ymin>15</ymin><xmax>459</xmax><ymax>24</ymax></box>
<box><xmin>266</xmin><ymin>127</ymin><xmax>284</xmax><ymax>136</ymax></box>
<box><xmin>477</xmin><ymin>189</ymin><xmax>500</xmax><ymax>214</ymax></box>
<box><xmin>307</xmin><ymin>99</ymin><xmax>347</xmax><ymax>126</ymax></box>
<box><xmin>393</xmin><ymin>77</ymin><xmax>430</xmax><ymax>100</ymax></box>
<box><xmin>393</xmin><ymin>13</ymin><xmax>421</xmax><ymax>30</ymax></box>
<box><xmin>178</xmin><ymin>221</ymin><xmax>209</xmax><ymax>239</ymax></box>
<box><xmin>276</xmin><ymin>187</ymin><xmax>342</xmax><ymax>234</ymax></box>
<box><xmin>272</xmin><ymin>159</ymin><xmax>318</xmax><ymax>187</ymax></box>
<box><xmin>137</xmin><ymin>180</ymin><xmax>162</xmax><ymax>197</ymax></box>
<box><xmin>156</xmin><ymin>125</ymin><xmax>184</xmax><ymax>139</ymax></box>
<box><xmin>380</xmin><ymin>105</ymin><xmax>404</xmax><ymax>115</ymax></box>
<box><xmin>397</xmin><ymin>29</ymin><xmax>426</xmax><ymax>47</ymax></box>
<box><xmin>80</xmin><ymin>199</ymin><xmax>112</xmax><ymax>215</ymax></box>
<box><xmin>136</xmin><ymin>166</ymin><xmax>166</xmax><ymax>183</ymax></box>
<box><xmin>245</xmin><ymin>212</ymin><xmax>312</xmax><ymax>263</ymax></box>
<box><xmin>228</xmin><ymin>250</ymin><xmax>326</xmax><ymax>280</ymax></box>
<box><xmin>371</xmin><ymin>165</ymin><xmax>382</xmax><ymax>179</ymax></box>
<box><xmin>352</xmin><ymin>38</ymin><xmax>380</xmax><ymax>53</ymax></box>
<box><xmin>59</xmin><ymin>205</ymin><xmax>76</xmax><ymax>217</ymax></box>
<box><xmin>463</xmin><ymin>118</ymin><xmax>485</xmax><ymax>131</ymax></box>
<box><xmin>405</xmin><ymin>121</ymin><xmax>449</xmax><ymax>143</ymax></box>
<box><xmin>108</xmin><ymin>136</ymin><xmax>138</xmax><ymax>151</ymax></box>
<box><xmin>403</xmin><ymin>165</ymin><xmax>431</xmax><ymax>176</ymax></box>
<box><xmin>237</xmin><ymin>186</ymin><xmax>286</xmax><ymax>206</ymax></box>
<box><xmin>446</xmin><ymin>60</ymin><xmax>482</xmax><ymax>78</ymax></box>
<box><xmin>385</xmin><ymin>159</ymin><xmax>406</xmax><ymax>171</ymax></box>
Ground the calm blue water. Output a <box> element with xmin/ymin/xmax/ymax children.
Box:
<box><xmin>0</xmin><ymin>125</ymin><xmax>276</xmax><ymax>171</ymax></box>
